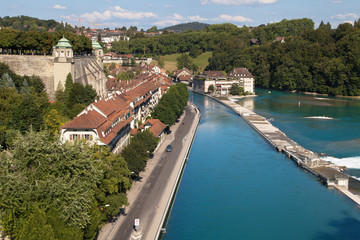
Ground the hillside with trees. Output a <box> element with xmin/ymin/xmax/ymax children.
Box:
<box><xmin>0</xmin><ymin>28</ymin><xmax>92</xmax><ymax>55</ymax></box>
<box><xmin>208</xmin><ymin>20</ymin><xmax>360</xmax><ymax>96</ymax></box>
<box><xmin>160</xmin><ymin>22</ymin><xmax>210</xmax><ymax>33</ymax></box>
<box><xmin>0</xmin><ymin>15</ymin><xmax>74</xmax><ymax>32</ymax></box>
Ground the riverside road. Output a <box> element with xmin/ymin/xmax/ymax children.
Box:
<box><xmin>106</xmin><ymin>104</ymin><xmax>197</xmax><ymax>240</ymax></box>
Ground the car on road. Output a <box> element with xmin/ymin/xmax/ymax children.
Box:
<box><xmin>166</xmin><ymin>145</ymin><xmax>172</xmax><ymax>152</ymax></box>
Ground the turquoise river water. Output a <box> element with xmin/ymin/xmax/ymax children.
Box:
<box><xmin>164</xmin><ymin>90</ymin><xmax>360</xmax><ymax>240</ymax></box>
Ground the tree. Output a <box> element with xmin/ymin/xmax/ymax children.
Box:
<box><xmin>176</xmin><ymin>53</ymin><xmax>198</xmax><ymax>72</ymax></box>
<box><xmin>151</xmin><ymin>84</ymin><xmax>189</xmax><ymax>126</ymax></box>
<box><xmin>46</xmin><ymin>109</ymin><xmax>61</xmax><ymax>136</ymax></box>
<box><xmin>230</xmin><ymin>83</ymin><xmax>244</xmax><ymax>95</ymax></box>
<box><xmin>18</xmin><ymin>207</ymin><xmax>55</xmax><ymax>240</ymax></box>
<box><xmin>146</xmin><ymin>26</ymin><xmax>158</xmax><ymax>33</ymax></box>
<box><xmin>64</xmin><ymin>73</ymin><xmax>73</xmax><ymax>108</ymax></box>
<box><xmin>11</xmin><ymin>94</ymin><xmax>44</xmax><ymax>134</ymax></box>
<box><xmin>158</xmin><ymin>58</ymin><xmax>164</xmax><ymax>68</ymax></box>
<box><xmin>0</xmin><ymin>131</ymin><xmax>106</xmax><ymax>237</ymax></box>
<box><xmin>55</xmin><ymin>82</ymin><xmax>65</xmax><ymax>102</ymax></box>
<box><xmin>131</xmin><ymin>58</ymin><xmax>136</xmax><ymax>67</ymax></box>
<box><xmin>208</xmin><ymin>84</ymin><xmax>215</xmax><ymax>93</ymax></box>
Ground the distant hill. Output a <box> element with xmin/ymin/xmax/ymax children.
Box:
<box><xmin>160</xmin><ymin>22</ymin><xmax>210</xmax><ymax>33</ymax></box>
<box><xmin>0</xmin><ymin>15</ymin><xmax>74</xmax><ymax>32</ymax></box>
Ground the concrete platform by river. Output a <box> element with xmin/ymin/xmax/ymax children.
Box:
<box><xmin>207</xmin><ymin>95</ymin><xmax>360</xmax><ymax>207</ymax></box>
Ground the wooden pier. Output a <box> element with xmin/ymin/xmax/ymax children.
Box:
<box><xmin>210</xmin><ymin>96</ymin><xmax>360</xmax><ymax>206</ymax></box>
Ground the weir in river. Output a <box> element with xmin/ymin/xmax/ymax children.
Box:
<box><xmin>213</xmin><ymin>96</ymin><xmax>360</xmax><ymax>206</ymax></box>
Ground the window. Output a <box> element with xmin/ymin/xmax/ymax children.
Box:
<box><xmin>71</xmin><ymin>134</ymin><xmax>79</xmax><ymax>140</ymax></box>
<box><xmin>84</xmin><ymin>134</ymin><xmax>90</xmax><ymax>140</ymax></box>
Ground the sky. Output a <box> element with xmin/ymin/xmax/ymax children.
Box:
<box><xmin>0</xmin><ymin>0</ymin><xmax>359</xmax><ymax>30</ymax></box>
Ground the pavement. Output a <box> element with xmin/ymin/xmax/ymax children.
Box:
<box><xmin>97</xmin><ymin>102</ymin><xmax>201</xmax><ymax>240</ymax></box>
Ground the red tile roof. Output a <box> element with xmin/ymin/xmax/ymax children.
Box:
<box><xmin>203</xmin><ymin>71</ymin><xmax>225</xmax><ymax>78</ymax></box>
<box><xmin>98</xmin><ymin>117</ymin><xmax>133</xmax><ymax>145</ymax></box>
<box><xmin>139</xmin><ymin>119</ymin><xmax>167</xmax><ymax>138</ymax></box>
<box><xmin>229</xmin><ymin>68</ymin><xmax>254</xmax><ymax>78</ymax></box>
<box><xmin>62</xmin><ymin>109</ymin><xmax>106</xmax><ymax>129</ymax></box>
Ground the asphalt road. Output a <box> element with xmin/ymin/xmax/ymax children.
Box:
<box><xmin>110</xmin><ymin>104</ymin><xmax>196</xmax><ymax>240</ymax></box>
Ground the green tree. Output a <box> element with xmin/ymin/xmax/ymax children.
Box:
<box><xmin>18</xmin><ymin>207</ymin><xmax>55</xmax><ymax>240</ymax></box>
<box><xmin>64</xmin><ymin>73</ymin><xmax>73</xmax><ymax>108</ymax></box>
<box><xmin>147</xmin><ymin>26</ymin><xmax>158</xmax><ymax>33</ymax></box>
<box><xmin>176</xmin><ymin>53</ymin><xmax>198</xmax><ymax>72</ymax></box>
<box><xmin>151</xmin><ymin>84</ymin><xmax>189</xmax><ymax>125</ymax></box>
<box><xmin>46</xmin><ymin>109</ymin><xmax>61</xmax><ymax>136</ymax></box>
<box><xmin>230</xmin><ymin>83</ymin><xmax>244</xmax><ymax>95</ymax></box>
<box><xmin>11</xmin><ymin>94</ymin><xmax>44</xmax><ymax>133</ymax></box>
<box><xmin>208</xmin><ymin>84</ymin><xmax>215</xmax><ymax>93</ymax></box>
<box><xmin>0</xmin><ymin>131</ymin><xmax>105</xmax><ymax>237</ymax></box>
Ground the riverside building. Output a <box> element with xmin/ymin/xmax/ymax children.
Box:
<box><xmin>193</xmin><ymin>68</ymin><xmax>255</xmax><ymax>95</ymax></box>
<box><xmin>61</xmin><ymin>72</ymin><xmax>170</xmax><ymax>153</ymax></box>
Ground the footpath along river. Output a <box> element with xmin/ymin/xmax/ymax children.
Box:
<box><xmin>163</xmin><ymin>90</ymin><xmax>360</xmax><ymax>240</ymax></box>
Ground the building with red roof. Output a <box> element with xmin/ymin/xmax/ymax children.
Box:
<box><xmin>61</xmin><ymin>75</ymin><xmax>165</xmax><ymax>153</ymax></box>
<box><xmin>138</xmin><ymin>119</ymin><xmax>167</xmax><ymax>144</ymax></box>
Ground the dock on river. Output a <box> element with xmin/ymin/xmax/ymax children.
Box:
<box><xmin>214</xmin><ymin>97</ymin><xmax>360</xmax><ymax>206</ymax></box>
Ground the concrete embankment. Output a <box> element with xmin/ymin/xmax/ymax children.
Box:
<box><xmin>201</xmin><ymin>93</ymin><xmax>360</xmax><ymax>207</ymax></box>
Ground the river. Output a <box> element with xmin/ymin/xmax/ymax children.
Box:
<box><xmin>163</xmin><ymin>90</ymin><xmax>360</xmax><ymax>240</ymax></box>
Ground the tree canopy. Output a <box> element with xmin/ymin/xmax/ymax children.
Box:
<box><xmin>151</xmin><ymin>83</ymin><xmax>189</xmax><ymax>125</ymax></box>
<box><xmin>0</xmin><ymin>131</ymin><xmax>132</xmax><ymax>239</ymax></box>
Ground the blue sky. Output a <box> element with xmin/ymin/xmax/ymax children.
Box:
<box><xmin>1</xmin><ymin>0</ymin><xmax>359</xmax><ymax>30</ymax></box>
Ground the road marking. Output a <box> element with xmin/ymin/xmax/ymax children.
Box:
<box><xmin>182</xmin><ymin>136</ymin><xmax>187</xmax><ymax>145</ymax></box>
<box><xmin>130</xmin><ymin>226</ymin><xmax>143</xmax><ymax>240</ymax></box>
<box><xmin>130</xmin><ymin>234</ymin><xmax>142</xmax><ymax>240</ymax></box>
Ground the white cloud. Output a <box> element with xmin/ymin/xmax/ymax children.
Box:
<box><xmin>331</xmin><ymin>13</ymin><xmax>358</xmax><ymax>20</ymax></box>
<box><xmin>53</xmin><ymin>4</ymin><xmax>67</xmax><ymax>10</ymax></box>
<box><xmin>189</xmin><ymin>15</ymin><xmax>208</xmax><ymax>21</ymax></box>
<box><xmin>215</xmin><ymin>14</ymin><xmax>253</xmax><ymax>22</ymax></box>
<box><xmin>202</xmin><ymin>0</ymin><xmax>276</xmax><ymax>5</ymax></box>
<box><xmin>81</xmin><ymin>6</ymin><xmax>157</xmax><ymax>21</ymax></box>
<box><xmin>164</xmin><ymin>4</ymin><xmax>173</xmax><ymax>8</ymax></box>
<box><xmin>332</xmin><ymin>0</ymin><xmax>343</xmax><ymax>3</ymax></box>
<box><xmin>343</xmin><ymin>20</ymin><xmax>354</xmax><ymax>25</ymax></box>
<box><xmin>60</xmin><ymin>14</ymin><xmax>77</xmax><ymax>21</ymax></box>
<box><xmin>173</xmin><ymin>13</ymin><xmax>184</xmax><ymax>20</ymax></box>
<box><xmin>154</xmin><ymin>19</ymin><xmax>181</xmax><ymax>27</ymax></box>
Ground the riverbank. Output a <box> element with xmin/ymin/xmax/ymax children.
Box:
<box><xmin>293</xmin><ymin>90</ymin><xmax>360</xmax><ymax>99</ymax></box>
<box><xmin>199</xmin><ymin>92</ymin><xmax>360</xmax><ymax>207</ymax></box>
<box><xmin>97</xmin><ymin>102</ymin><xmax>200</xmax><ymax>240</ymax></box>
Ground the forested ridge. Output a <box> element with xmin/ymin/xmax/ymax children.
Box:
<box><xmin>207</xmin><ymin>20</ymin><xmax>360</xmax><ymax>96</ymax></box>
<box><xmin>0</xmin><ymin>15</ymin><xmax>75</xmax><ymax>32</ymax></box>
<box><xmin>0</xmin><ymin>28</ymin><xmax>92</xmax><ymax>55</ymax></box>
<box><xmin>159</xmin><ymin>22</ymin><xmax>210</xmax><ymax>33</ymax></box>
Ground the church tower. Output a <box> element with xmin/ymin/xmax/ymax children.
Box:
<box><xmin>53</xmin><ymin>37</ymin><xmax>73</xmax><ymax>94</ymax></box>
<box><xmin>53</xmin><ymin>36</ymin><xmax>73</xmax><ymax>63</ymax></box>
<box><xmin>92</xmin><ymin>41</ymin><xmax>103</xmax><ymax>65</ymax></box>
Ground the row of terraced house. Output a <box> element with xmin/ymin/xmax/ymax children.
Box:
<box><xmin>61</xmin><ymin>72</ymin><xmax>172</xmax><ymax>153</ymax></box>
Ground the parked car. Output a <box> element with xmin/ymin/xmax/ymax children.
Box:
<box><xmin>166</xmin><ymin>145</ymin><xmax>172</xmax><ymax>152</ymax></box>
